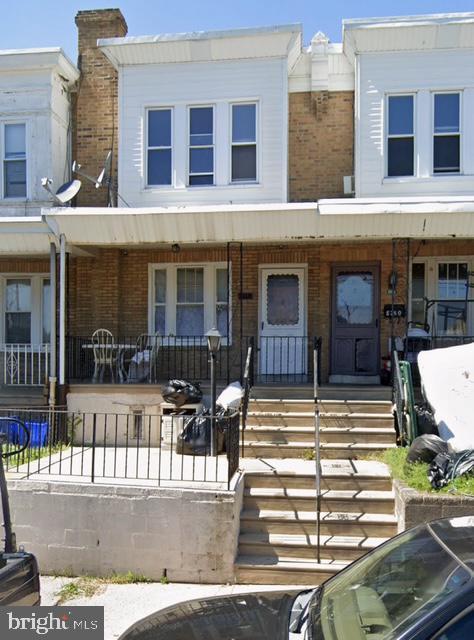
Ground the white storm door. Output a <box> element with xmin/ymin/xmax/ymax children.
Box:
<box><xmin>259</xmin><ymin>268</ymin><xmax>306</xmax><ymax>375</ymax></box>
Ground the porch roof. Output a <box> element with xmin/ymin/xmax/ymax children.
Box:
<box><xmin>41</xmin><ymin>197</ymin><xmax>474</xmax><ymax>246</ymax></box>
<box><xmin>0</xmin><ymin>217</ymin><xmax>53</xmax><ymax>255</ymax></box>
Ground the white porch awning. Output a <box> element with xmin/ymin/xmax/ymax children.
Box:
<box><xmin>43</xmin><ymin>197</ymin><xmax>474</xmax><ymax>246</ymax></box>
<box><xmin>0</xmin><ymin>217</ymin><xmax>53</xmax><ymax>255</ymax></box>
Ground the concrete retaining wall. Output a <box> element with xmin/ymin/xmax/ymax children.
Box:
<box><xmin>8</xmin><ymin>477</ymin><xmax>244</xmax><ymax>583</ymax></box>
<box><xmin>394</xmin><ymin>479</ymin><xmax>474</xmax><ymax>532</ymax></box>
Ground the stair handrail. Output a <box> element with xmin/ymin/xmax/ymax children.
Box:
<box><xmin>313</xmin><ymin>337</ymin><xmax>322</xmax><ymax>564</ymax></box>
<box><xmin>241</xmin><ymin>337</ymin><xmax>254</xmax><ymax>457</ymax></box>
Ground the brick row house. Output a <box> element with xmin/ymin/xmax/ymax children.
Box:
<box><xmin>1</xmin><ymin>9</ymin><xmax>474</xmax><ymax>412</ymax></box>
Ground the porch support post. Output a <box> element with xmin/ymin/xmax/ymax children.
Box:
<box><xmin>49</xmin><ymin>242</ymin><xmax>57</xmax><ymax>407</ymax></box>
<box><xmin>59</xmin><ymin>234</ymin><xmax>66</xmax><ymax>388</ymax></box>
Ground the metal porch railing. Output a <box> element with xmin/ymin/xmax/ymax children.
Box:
<box><xmin>1</xmin><ymin>344</ymin><xmax>49</xmax><ymax>386</ymax></box>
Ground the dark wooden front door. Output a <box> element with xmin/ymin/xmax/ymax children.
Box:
<box><xmin>331</xmin><ymin>265</ymin><xmax>380</xmax><ymax>377</ymax></box>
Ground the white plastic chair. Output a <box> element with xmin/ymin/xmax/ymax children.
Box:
<box><xmin>92</xmin><ymin>329</ymin><xmax>116</xmax><ymax>383</ymax></box>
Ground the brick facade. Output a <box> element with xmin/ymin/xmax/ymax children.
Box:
<box><xmin>288</xmin><ymin>91</ymin><xmax>354</xmax><ymax>202</ymax></box>
<box><xmin>73</xmin><ymin>9</ymin><xmax>127</xmax><ymax>207</ymax></box>
<box><xmin>65</xmin><ymin>239</ymin><xmax>474</xmax><ymax>382</ymax></box>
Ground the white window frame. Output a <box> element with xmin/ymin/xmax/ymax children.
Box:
<box><xmin>385</xmin><ymin>93</ymin><xmax>416</xmax><ymax>178</ymax></box>
<box><xmin>187</xmin><ymin>105</ymin><xmax>215</xmax><ymax>187</ymax></box>
<box><xmin>409</xmin><ymin>257</ymin><xmax>474</xmax><ymax>336</ymax></box>
<box><xmin>145</xmin><ymin>107</ymin><xmax>173</xmax><ymax>188</ymax></box>
<box><xmin>230</xmin><ymin>101</ymin><xmax>258</xmax><ymax>184</ymax></box>
<box><xmin>148</xmin><ymin>263</ymin><xmax>231</xmax><ymax>345</ymax></box>
<box><xmin>0</xmin><ymin>274</ymin><xmax>50</xmax><ymax>344</ymax></box>
<box><xmin>1</xmin><ymin>120</ymin><xmax>28</xmax><ymax>200</ymax></box>
<box><xmin>432</xmin><ymin>91</ymin><xmax>462</xmax><ymax>175</ymax></box>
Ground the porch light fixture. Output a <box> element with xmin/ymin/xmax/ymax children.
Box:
<box><xmin>206</xmin><ymin>327</ymin><xmax>222</xmax><ymax>355</ymax></box>
<box><xmin>171</xmin><ymin>243</ymin><xmax>180</xmax><ymax>253</ymax></box>
<box><xmin>206</xmin><ymin>327</ymin><xmax>222</xmax><ymax>456</ymax></box>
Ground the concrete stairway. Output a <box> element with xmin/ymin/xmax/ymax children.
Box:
<box><xmin>235</xmin><ymin>396</ymin><xmax>397</xmax><ymax>585</ymax></box>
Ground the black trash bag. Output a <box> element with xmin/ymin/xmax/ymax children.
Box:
<box><xmin>406</xmin><ymin>434</ymin><xmax>449</xmax><ymax>464</ymax></box>
<box><xmin>162</xmin><ymin>379</ymin><xmax>203</xmax><ymax>408</ymax></box>
<box><xmin>176</xmin><ymin>408</ymin><xmax>226</xmax><ymax>456</ymax></box>
<box><xmin>428</xmin><ymin>449</ymin><xmax>474</xmax><ymax>490</ymax></box>
<box><xmin>414</xmin><ymin>404</ymin><xmax>438</xmax><ymax>436</ymax></box>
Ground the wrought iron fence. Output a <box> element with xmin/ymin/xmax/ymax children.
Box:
<box><xmin>0</xmin><ymin>407</ymin><xmax>240</xmax><ymax>489</ymax></box>
<box><xmin>240</xmin><ymin>337</ymin><xmax>255</xmax><ymax>457</ymax></box>
<box><xmin>1</xmin><ymin>344</ymin><xmax>49</xmax><ymax>386</ymax></box>
<box><xmin>66</xmin><ymin>335</ymin><xmax>252</xmax><ymax>385</ymax></box>
<box><xmin>257</xmin><ymin>336</ymin><xmax>314</xmax><ymax>383</ymax></box>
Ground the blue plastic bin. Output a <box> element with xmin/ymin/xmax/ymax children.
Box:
<box><xmin>0</xmin><ymin>418</ymin><xmax>20</xmax><ymax>444</ymax></box>
<box><xmin>17</xmin><ymin>421</ymin><xmax>49</xmax><ymax>448</ymax></box>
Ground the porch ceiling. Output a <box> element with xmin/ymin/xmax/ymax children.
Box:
<box><xmin>42</xmin><ymin>198</ymin><xmax>474</xmax><ymax>247</ymax></box>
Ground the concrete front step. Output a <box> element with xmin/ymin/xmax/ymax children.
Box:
<box><xmin>243</xmin><ymin>426</ymin><xmax>395</xmax><ymax>445</ymax></box>
<box><xmin>243</xmin><ymin>441</ymin><xmax>396</xmax><ymax>459</ymax></box>
<box><xmin>244</xmin><ymin>471</ymin><xmax>393</xmax><ymax>492</ymax></box>
<box><xmin>238</xmin><ymin>532</ymin><xmax>388</xmax><ymax>562</ymax></box>
<box><xmin>243</xmin><ymin>488</ymin><xmax>395</xmax><ymax>514</ymax></box>
<box><xmin>246</xmin><ymin>412</ymin><xmax>394</xmax><ymax>428</ymax></box>
<box><xmin>249</xmin><ymin>399</ymin><xmax>392</xmax><ymax>414</ymax></box>
<box><xmin>240</xmin><ymin>509</ymin><xmax>398</xmax><ymax>538</ymax></box>
<box><xmin>235</xmin><ymin>556</ymin><xmax>347</xmax><ymax>585</ymax></box>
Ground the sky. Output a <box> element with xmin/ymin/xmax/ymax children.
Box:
<box><xmin>2</xmin><ymin>1</ymin><xmax>474</xmax><ymax>62</ymax></box>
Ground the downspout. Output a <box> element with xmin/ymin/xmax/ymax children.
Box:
<box><xmin>49</xmin><ymin>242</ymin><xmax>57</xmax><ymax>408</ymax></box>
<box><xmin>59</xmin><ymin>233</ymin><xmax>66</xmax><ymax>390</ymax></box>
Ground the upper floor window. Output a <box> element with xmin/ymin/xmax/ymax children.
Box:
<box><xmin>433</xmin><ymin>93</ymin><xmax>460</xmax><ymax>174</ymax></box>
<box><xmin>189</xmin><ymin>107</ymin><xmax>214</xmax><ymax>186</ymax></box>
<box><xmin>387</xmin><ymin>95</ymin><xmax>414</xmax><ymax>177</ymax></box>
<box><xmin>3</xmin><ymin>123</ymin><xmax>26</xmax><ymax>198</ymax></box>
<box><xmin>147</xmin><ymin>109</ymin><xmax>172</xmax><ymax>186</ymax></box>
<box><xmin>231</xmin><ymin>103</ymin><xmax>257</xmax><ymax>182</ymax></box>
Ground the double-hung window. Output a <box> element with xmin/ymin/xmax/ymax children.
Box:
<box><xmin>231</xmin><ymin>103</ymin><xmax>257</xmax><ymax>182</ymax></box>
<box><xmin>3</xmin><ymin>276</ymin><xmax>50</xmax><ymax>344</ymax></box>
<box><xmin>189</xmin><ymin>106</ymin><xmax>214</xmax><ymax>186</ymax></box>
<box><xmin>3</xmin><ymin>123</ymin><xmax>26</xmax><ymax>198</ymax></box>
<box><xmin>176</xmin><ymin>267</ymin><xmax>205</xmax><ymax>336</ymax></box>
<box><xmin>433</xmin><ymin>93</ymin><xmax>460</xmax><ymax>174</ymax></box>
<box><xmin>387</xmin><ymin>95</ymin><xmax>414</xmax><ymax>177</ymax></box>
<box><xmin>147</xmin><ymin>109</ymin><xmax>172</xmax><ymax>186</ymax></box>
<box><xmin>150</xmin><ymin>265</ymin><xmax>230</xmax><ymax>340</ymax></box>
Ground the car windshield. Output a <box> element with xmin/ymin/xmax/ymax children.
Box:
<box><xmin>309</xmin><ymin>524</ymin><xmax>471</xmax><ymax>640</ymax></box>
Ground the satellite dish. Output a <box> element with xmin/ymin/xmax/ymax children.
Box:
<box><xmin>96</xmin><ymin>150</ymin><xmax>112</xmax><ymax>188</ymax></box>
<box><xmin>41</xmin><ymin>177</ymin><xmax>82</xmax><ymax>205</ymax></box>
<box><xmin>73</xmin><ymin>150</ymin><xmax>112</xmax><ymax>189</ymax></box>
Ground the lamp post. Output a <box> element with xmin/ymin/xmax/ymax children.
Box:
<box><xmin>206</xmin><ymin>328</ymin><xmax>222</xmax><ymax>456</ymax></box>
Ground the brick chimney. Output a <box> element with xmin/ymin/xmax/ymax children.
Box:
<box><xmin>73</xmin><ymin>9</ymin><xmax>127</xmax><ymax>206</ymax></box>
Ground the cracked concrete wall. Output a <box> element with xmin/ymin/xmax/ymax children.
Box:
<box><xmin>8</xmin><ymin>477</ymin><xmax>244</xmax><ymax>583</ymax></box>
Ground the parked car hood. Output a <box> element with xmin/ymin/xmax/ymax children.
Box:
<box><xmin>119</xmin><ymin>590</ymin><xmax>299</xmax><ymax>640</ymax></box>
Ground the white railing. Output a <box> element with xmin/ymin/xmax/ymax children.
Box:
<box><xmin>1</xmin><ymin>344</ymin><xmax>50</xmax><ymax>386</ymax></box>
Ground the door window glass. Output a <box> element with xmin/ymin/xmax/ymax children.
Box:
<box><xmin>336</xmin><ymin>272</ymin><xmax>374</xmax><ymax>325</ymax></box>
<box><xmin>42</xmin><ymin>279</ymin><xmax>51</xmax><ymax>343</ymax></box>
<box><xmin>266</xmin><ymin>274</ymin><xmax>299</xmax><ymax>326</ymax></box>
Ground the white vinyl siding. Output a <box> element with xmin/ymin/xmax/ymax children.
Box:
<box><xmin>356</xmin><ymin>49</ymin><xmax>474</xmax><ymax>197</ymax></box>
<box><xmin>119</xmin><ymin>57</ymin><xmax>286</xmax><ymax>206</ymax></box>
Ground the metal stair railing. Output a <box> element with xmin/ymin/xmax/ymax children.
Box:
<box><xmin>313</xmin><ymin>337</ymin><xmax>322</xmax><ymax>563</ymax></box>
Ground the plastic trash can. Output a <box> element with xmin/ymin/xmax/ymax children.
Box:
<box><xmin>18</xmin><ymin>421</ymin><xmax>49</xmax><ymax>448</ymax></box>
